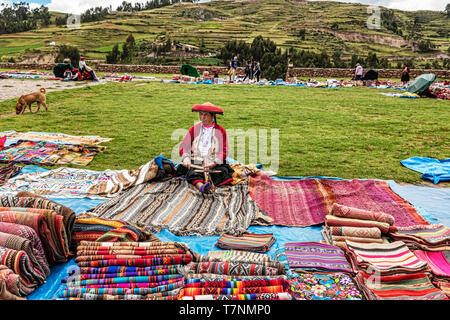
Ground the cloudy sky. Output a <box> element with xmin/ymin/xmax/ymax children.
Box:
<box><xmin>2</xmin><ymin>0</ymin><xmax>447</xmax><ymax>14</ymax></box>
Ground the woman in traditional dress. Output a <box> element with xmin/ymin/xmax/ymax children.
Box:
<box><xmin>177</xmin><ymin>102</ymin><xmax>234</xmax><ymax>194</ymax></box>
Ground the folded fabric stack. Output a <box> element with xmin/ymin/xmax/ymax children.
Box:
<box><xmin>0</xmin><ymin>194</ymin><xmax>75</xmax><ymax>298</ymax></box>
<box><xmin>346</xmin><ymin>241</ymin><xmax>448</xmax><ymax>300</ymax></box>
<box><xmin>414</xmin><ymin>250</ymin><xmax>450</xmax><ymax>298</ymax></box>
<box><xmin>389</xmin><ymin>224</ymin><xmax>450</xmax><ymax>251</ymax></box>
<box><xmin>57</xmin><ymin>241</ymin><xmax>192</xmax><ymax>300</ymax></box>
<box><xmin>215</xmin><ymin>232</ymin><xmax>275</xmax><ymax>253</ymax></box>
<box><xmin>322</xmin><ymin>203</ymin><xmax>395</xmax><ymax>249</ymax></box>
<box><xmin>0</xmin><ymin>265</ymin><xmax>27</xmax><ymax>300</ymax></box>
<box><xmin>73</xmin><ymin>215</ymin><xmax>160</xmax><ymax>244</ymax></box>
<box><xmin>178</xmin><ymin>250</ymin><xmax>290</xmax><ymax>300</ymax></box>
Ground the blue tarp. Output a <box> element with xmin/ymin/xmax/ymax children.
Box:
<box><xmin>11</xmin><ymin>165</ymin><xmax>446</xmax><ymax>300</ymax></box>
<box><xmin>401</xmin><ymin>157</ymin><xmax>450</xmax><ymax>184</ymax></box>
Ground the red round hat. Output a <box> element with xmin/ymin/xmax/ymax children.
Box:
<box><xmin>192</xmin><ymin>102</ymin><xmax>223</xmax><ymax>115</ymax></box>
<box><xmin>80</xmin><ymin>57</ymin><xmax>86</xmax><ymax>60</ymax></box>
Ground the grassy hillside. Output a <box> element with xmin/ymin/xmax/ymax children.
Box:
<box><xmin>0</xmin><ymin>0</ymin><xmax>448</xmax><ymax>64</ymax></box>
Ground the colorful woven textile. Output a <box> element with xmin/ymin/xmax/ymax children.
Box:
<box><xmin>329</xmin><ymin>226</ymin><xmax>381</xmax><ymax>239</ymax></box>
<box><xmin>230</xmin><ymin>163</ymin><xmax>261</xmax><ymax>185</ymax></box>
<box><xmin>283</xmin><ymin>242</ymin><xmax>353</xmax><ymax>273</ymax></box>
<box><xmin>325</xmin><ymin>215</ymin><xmax>391</xmax><ymax>234</ymax></box>
<box><xmin>183</xmin><ymin>262</ymin><xmax>281</xmax><ymax>276</ymax></box>
<box><xmin>180</xmin><ymin>285</ymin><xmax>286</xmax><ymax>296</ymax></box>
<box><xmin>87</xmin><ymin>178</ymin><xmax>272</xmax><ymax>236</ymax></box>
<box><xmin>0</xmin><ymin>140</ymin><xmax>105</xmax><ymax>166</ymax></box>
<box><xmin>180</xmin><ymin>292</ymin><xmax>292</xmax><ymax>300</ymax></box>
<box><xmin>0</xmin><ymin>131</ymin><xmax>112</xmax><ymax>145</ymax></box>
<box><xmin>75</xmin><ymin>253</ymin><xmax>188</xmax><ymax>262</ymax></box>
<box><xmin>184</xmin><ymin>274</ymin><xmax>287</xmax><ymax>280</ymax></box>
<box><xmin>345</xmin><ymin>241</ymin><xmax>429</xmax><ymax>274</ymax></box>
<box><xmin>73</xmin><ymin>265</ymin><xmax>183</xmax><ymax>275</ymax></box>
<box><xmin>77</xmin><ymin>255</ymin><xmax>193</xmax><ymax>268</ymax></box>
<box><xmin>413</xmin><ymin>250</ymin><xmax>450</xmax><ymax>278</ymax></box>
<box><xmin>0</xmin><ymin>246</ymin><xmax>44</xmax><ymax>287</ymax></box>
<box><xmin>355</xmin><ymin>271</ymin><xmax>448</xmax><ymax>300</ymax></box>
<box><xmin>77</xmin><ymin>240</ymin><xmax>188</xmax><ymax>252</ymax></box>
<box><xmin>389</xmin><ymin>224</ymin><xmax>450</xmax><ymax>251</ymax></box>
<box><xmin>331</xmin><ymin>203</ymin><xmax>395</xmax><ymax>225</ymax></box>
<box><xmin>285</xmin><ymin>270</ymin><xmax>363</xmax><ymax>300</ymax></box>
<box><xmin>204</xmin><ymin>250</ymin><xmax>280</xmax><ymax>267</ymax></box>
<box><xmin>248</xmin><ymin>174</ymin><xmax>328</xmax><ymax>227</ymax></box>
<box><xmin>59</xmin><ymin>291</ymin><xmax>180</xmax><ymax>300</ymax></box>
<box><xmin>215</xmin><ymin>232</ymin><xmax>275</xmax><ymax>253</ymax></box>
<box><xmin>249</xmin><ymin>175</ymin><xmax>426</xmax><ymax>228</ymax></box>
<box><xmin>0</xmin><ymin>221</ymin><xmax>49</xmax><ymax>275</ymax></box>
<box><xmin>0</xmin><ymin>264</ymin><xmax>32</xmax><ymax>297</ymax></box>
<box><xmin>321</xmin><ymin>227</ymin><xmax>386</xmax><ymax>250</ymax></box>
<box><xmin>0</xmin><ymin>163</ymin><xmax>22</xmax><ymax>185</ymax></box>
<box><xmin>66</xmin><ymin>274</ymin><xmax>183</xmax><ymax>287</ymax></box>
<box><xmin>0</xmin><ymin>231</ymin><xmax>49</xmax><ymax>278</ymax></box>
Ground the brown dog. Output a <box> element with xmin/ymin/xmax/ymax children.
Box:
<box><xmin>15</xmin><ymin>88</ymin><xmax>48</xmax><ymax>115</ymax></box>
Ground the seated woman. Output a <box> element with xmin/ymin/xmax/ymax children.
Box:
<box><xmin>79</xmin><ymin>57</ymin><xmax>99</xmax><ymax>81</ymax></box>
<box><xmin>177</xmin><ymin>102</ymin><xmax>235</xmax><ymax>194</ymax></box>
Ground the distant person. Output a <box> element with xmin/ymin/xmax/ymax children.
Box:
<box><xmin>71</xmin><ymin>68</ymin><xmax>83</xmax><ymax>81</ymax></box>
<box><xmin>355</xmin><ymin>63</ymin><xmax>363</xmax><ymax>81</ymax></box>
<box><xmin>250</xmin><ymin>60</ymin><xmax>254</xmax><ymax>80</ymax></box>
<box><xmin>401</xmin><ymin>63</ymin><xmax>410</xmax><ymax>85</ymax></box>
<box><xmin>243</xmin><ymin>60</ymin><xmax>251</xmax><ymax>81</ymax></box>
<box><xmin>79</xmin><ymin>57</ymin><xmax>99</xmax><ymax>81</ymax></box>
<box><xmin>254</xmin><ymin>62</ymin><xmax>261</xmax><ymax>82</ymax></box>
<box><xmin>230</xmin><ymin>56</ymin><xmax>238</xmax><ymax>82</ymax></box>
<box><xmin>63</xmin><ymin>68</ymin><xmax>73</xmax><ymax>80</ymax></box>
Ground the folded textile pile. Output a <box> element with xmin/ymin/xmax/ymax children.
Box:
<box><xmin>73</xmin><ymin>216</ymin><xmax>160</xmax><ymax>244</ymax></box>
<box><xmin>0</xmin><ymin>163</ymin><xmax>22</xmax><ymax>186</ymax></box>
<box><xmin>229</xmin><ymin>163</ymin><xmax>260</xmax><ymax>185</ymax></box>
<box><xmin>389</xmin><ymin>224</ymin><xmax>450</xmax><ymax>251</ymax></box>
<box><xmin>414</xmin><ymin>250</ymin><xmax>450</xmax><ymax>297</ymax></box>
<box><xmin>57</xmin><ymin>241</ymin><xmax>192</xmax><ymax>300</ymax></box>
<box><xmin>215</xmin><ymin>232</ymin><xmax>275</xmax><ymax>253</ymax></box>
<box><xmin>285</xmin><ymin>269</ymin><xmax>363</xmax><ymax>300</ymax></box>
<box><xmin>0</xmin><ymin>265</ymin><xmax>27</xmax><ymax>300</ymax></box>
<box><xmin>178</xmin><ymin>250</ymin><xmax>290</xmax><ymax>300</ymax></box>
<box><xmin>86</xmin><ymin>156</ymin><xmax>175</xmax><ymax>197</ymax></box>
<box><xmin>0</xmin><ymin>140</ymin><xmax>106</xmax><ymax>166</ymax></box>
<box><xmin>283</xmin><ymin>242</ymin><xmax>353</xmax><ymax>274</ymax></box>
<box><xmin>322</xmin><ymin>203</ymin><xmax>395</xmax><ymax>249</ymax></box>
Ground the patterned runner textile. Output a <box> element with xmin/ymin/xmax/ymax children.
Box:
<box><xmin>389</xmin><ymin>224</ymin><xmax>450</xmax><ymax>251</ymax></box>
<box><xmin>285</xmin><ymin>270</ymin><xmax>363</xmax><ymax>300</ymax></box>
<box><xmin>0</xmin><ymin>131</ymin><xmax>112</xmax><ymax>145</ymax></box>
<box><xmin>182</xmin><ymin>262</ymin><xmax>281</xmax><ymax>276</ymax></box>
<box><xmin>249</xmin><ymin>175</ymin><xmax>426</xmax><ymax>228</ymax></box>
<box><xmin>325</xmin><ymin>215</ymin><xmax>391</xmax><ymax>234</ymax></box>
<box><xmin>283</xmin><ymin>242</ymin><xmax>353</xmax><ymax>273</ymax></box>
<box><xmin>86</xmin><ymin>178</ymin><xmax>272</xmax><ymax>236</ymax></box>
<box><xmin>331</xmin><ymin>203</ymin><xmax>395</xmax><ymax>225</ymax></box>
<box><xmin>180</xmin><ymin>292</ymin><xmax>292</xmax><ymax>300</ymax></box>
<box><xmin>355</xmin><ymin>271</ymin><xmax>448</xmax><ymax>300</ymax></box>
<box><xmin>215</xmin><ymin>232</ymin><xmax>275</xmax><ymax>253</ymax></box>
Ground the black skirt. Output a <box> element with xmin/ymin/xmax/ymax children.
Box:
<box><xmin>176</xmin><ymin>162</ymin><xmax>235</xmax><ymax>187</ymax></box>
<box><xmin>401</xmin><ymin>72</ymin><xmax>410</xmax><ymax>82</ymax></box>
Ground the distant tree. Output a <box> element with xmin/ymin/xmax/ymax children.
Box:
<box><xmin>446</xmin><ymin>3</ymin><xmax>450</xmax><ymax>18</ymax></box>
<box><xmin>55</xmin><ymin>14</ymin><xmax>69</xmax><ymax>26</ymax></box>
<box><xmin>417</xmin><ymin>39</ymin><xmax>435</xmax><ymax>52</ymax></box>
<box><xmin>405</xmin><ymin>17</ymin><xmax>423</xmax><ymax>41</ymax></box>
<box><xmin>55</xmin><ymin>45</ymin><xmax>80</xmax><ymax>67</ymax></box>
<box><xmin>106</xmin><ymin>43</ymin><xmax>120</xmax><ymax>64</ymax></box>
<box><xmin>366</xmin><ymin>52</ymin><xmax>379</xmax><ymax>68</ymax></box>
<box><xmin>298</xmin><ymin>29</ymin><xmax>306</xmax><ymax>40</ymax></box>
<box><xmin>432</xmin><ymin>59</ymin><xmax>441</xmax><ymax>69</ymax></box>
<box><xmin>330</xmin><ymin>22</ymin><xmax>339</xmax><ymax>30</ymax></box>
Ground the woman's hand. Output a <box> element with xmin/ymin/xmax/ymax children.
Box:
<box><xmin>206</xmin><ymin>162</ymin><xmax>217</xmax><ymax>169</ymax></box>
<box><xmin>182</xmin><ymin>157</ymin><xmax>191</xmax><ymax>168</ymax></box>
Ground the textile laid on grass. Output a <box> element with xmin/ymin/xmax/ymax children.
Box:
<box><xmin>57</xmin><ymin>241</ymin><xmax>192</xmax><ymax>300</ymax></box>
<box><xmin>282</xmin><ymin>242</ymin><xmax>353</xmax><ymax>274</ymax></box>
<box><xmin>389</xmin><ymin>224</ymin><xmax>450</xmax><ymax>251</ymax></box>
<box><xmin>86</xmin><ymin>156</ymin><xmax>175</xmax><ymax>198</ymax></box>
<box><xmin>401</xmin><ymin>157</ymin><xmax>450</xmax><ymax>184</ymax></box>
<box><xmin>248</xmin><ymin>174</ymin><xmax>427</xmax><ymax>227</ymax></box>
<box><xmin>0</xmin><ymin>140</ymin><xmax>105</xmax><ymax>166</ymax></box>
<box><xmin>0</xmin><ymin>163</ymin><xmax>22</xmax><ymax>186</ymax></box>
<box><xmin>73</xmin><ymin>216</ymin><xmax>160</xmax><ymax>244</ymax></box>
<box><xmin>215</xmin><ymin>232</ymin><xmax>275</xmax><ymax>253</ymax></box>
<box><xmin>414</xmin><ymin>250</ymin><xmax>450</xmax><ymax>298</ymax></box>
<box><xmin>86</xmin><ymin>178</ymin><xmax>272</xmax><ymax>237</ymax></box>
<box><xmin>0</xmin><ymin>131</ymin><xmax>112</xmax><ymax>146</ymax></box>
<box><xmin>355</xmin><ymin>271</ymin><xmax>448</xmax><ymax>300</ymax></box>
<box><xmin>0</xmin><ymin>167</ymin><xmax>125</xmax><ymax>199</ymax></box>
<box><xmin>285</xmin><ymin>269</ymin><xmax>363</xmax><ymax>300</ymax></box>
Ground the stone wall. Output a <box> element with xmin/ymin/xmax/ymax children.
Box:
<box><xmin>1</xmin><ymin>62</ymin><xmax>448</xmax><ymax>79</ymax></box>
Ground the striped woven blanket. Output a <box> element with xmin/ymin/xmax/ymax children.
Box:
<box><xmin>413</xmin><ymin>250</ymin><xmax>450</xmax><ymax>278</ymax></box>
<box><xmin>389</xmin><ymin>224</ymin><xmax>450</xmax><ymax>251</ymax></box>
<box><xmin>215</xmin><ymin>232</ymin><xmax>275</xmax><ymax>253</ymax></box>
<box><xmin>0</xmin><ymin>264</ymin><xmax>34</xmax><ymax>297</ymax></box>
<box><xmin>182</xmin><ymin>261</ymin><xmax>281</xmax><ymax>276</ymax></box>
<box><xmin>86</xmin><ymin>178</ymin><xmax>272</xmax><ymax>236</ymax></box>
<box><xmin>180</xmin><ymin>292</ymin><xmax>292</xmax><ymax>300</ymax></box>
<box><xmin>0</xmin><ymin>163</ymin><xmax>22</xmax><ymax>185</ymax></box>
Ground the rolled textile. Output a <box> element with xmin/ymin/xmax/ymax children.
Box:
<box><xmin>331</xmin><ymin>203</ymin><xmax>395</xmax><ymax>225</ymax></box>
<box><xmin>0</xmin><ymin>210</ymin><xmax>56</xmax><ymax>263</ymax></box>
<box><xmin>74</xmin><ymin>265</ymin><xmax>183</xmax><ymax>275</ymax></box>
<box><xmin>184</xmin><ymin>274</ymin><xmax>288</xmax><ymax>281</ymax></box>
<box><xmin>180</xmin><ymin>285</ymin><xmax>286</xmax><ymax>296</ymax></box>
<box><xmin>59</xmin><ymin>291</ymin><xmax>180</xmax><ymax>300</ymax></box>
<box><xmin>215</xmin><ymin>233</ymin><xmax>275</xmax><ymax>253</ymax></box>
<box><xmin>66</xmin><ymin>278</ymin><xmax>182</xmax><ymax>289</ymax></box>
<box><xmin>0</xmin><ymin>231</ymin><xmax>49</xmax><ymax>278</ymax></box>
<box><xmin>331</xmin><ymin>235</ymin><xmax>384</xmax><ymax>244</ymax></box>
<box><xmin>64</xmin><ymin>270</ymin><xmax>181</xmax><ymax>282</ymax></box>
<box><xmin>77</xmin><ymin>248</ymin><xmax>185</xmax><ymax>257</ymax></box>
<box><xmin>328</xmin><ymin>226</ymin><xmax>381</xmax><ymax>239</ymax></box>
<box><xmin>78</xmin><ymin>241</ymin><xmax>186</xmax><ymax>250</ymax></box>
<box><xmin>325</xmin><ymin>215</ymin><xmax>390</xmax><ymax>234</ymax></box>
<box><xmin>0</xmin><ymin>265</ymin><xmax>30</xmax><ymax>297</ymax></box>
<box><xmin>66</xmin><ymin>274</ymin><xmax>183</xmax><ymax>287</ymax></box>
<box><xmin>0</xmin><ymin>222</ymin><xmax>49</xmax><ymax>276</ymax></box>
<box><xmin>181</xmin><ymin>293</ymin><xmax>292</xmax><ymax>300</ymax></box>
<box><xmin>0</xmin><ymin>246</ymin><xmax>45</xmax><ymax>287</ymax></box>
<box><xmin>77</xmin><ymin>255</ymin><xmax>193</xmax><ymax>268</ymax></box>
<box><xmin>182</xmin><ymin>262</ymin><xmax>281</xmax><ymax>276</ymax></box>
<box><xmin>184</xmin><ymin>278</ymin><xmax>284</xmax><ymax>288</ymax></box>
<box><xmin>75</xmin><ymin>253</ymin><xmax>189</xmax><ymax>263</ymax></box>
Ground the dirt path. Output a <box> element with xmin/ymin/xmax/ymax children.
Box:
<box><xmin>0</xmin><ymin>78</ymin><xmax>106</xmax><ymax>102</ymax></box>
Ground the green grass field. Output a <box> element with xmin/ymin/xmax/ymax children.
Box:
<box><xmin>0</xmin><ymin>81</ymin><xmax>448</xmax><ymax>186</ymax></box>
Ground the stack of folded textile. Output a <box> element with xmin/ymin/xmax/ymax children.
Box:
<box><xmin>0</xmin><ymin>193</ymin><xmax>75</xmax><ymax>298</ymax></box>
<box><xmin>73</xmin><ymin>215</ymin><xmax>160</xmax><ymax>244</ymax></box>
<box><xmin>389</xmin><ymin>224</ymin><xmax>450</xmax><ymax>251</ymax></box>
<box><xmin>277</xmin><ymin>242</ymin><xmax>363</xmax><ymax>300</ymax></box>
<box><xmin>322</xmin><ymin>203</ymin><xmax>395</xmax><ymax>249</ymax></box>
<box><xmin>346</xmin><ymin>241</ymin><xmax>448</xmax><ymax>300</ymax></box>
<box><xmin>215</xmin><ymin>232</ymin><xmax>275</xmax><ymax>253</ymax></box>
<box><xmin>413</xmin><ymin>250</ymin><xmax>450</xmax><ymax>298</ymax></box>
<box><xmin>178</xmin><ymin>250</ymin><xmax>290</xmax><ymax>300</ymax></box>
<box><xmin>57</xmin><ymin>241</ymin><xmax>193</xmax><ymax>300</ymax></box>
